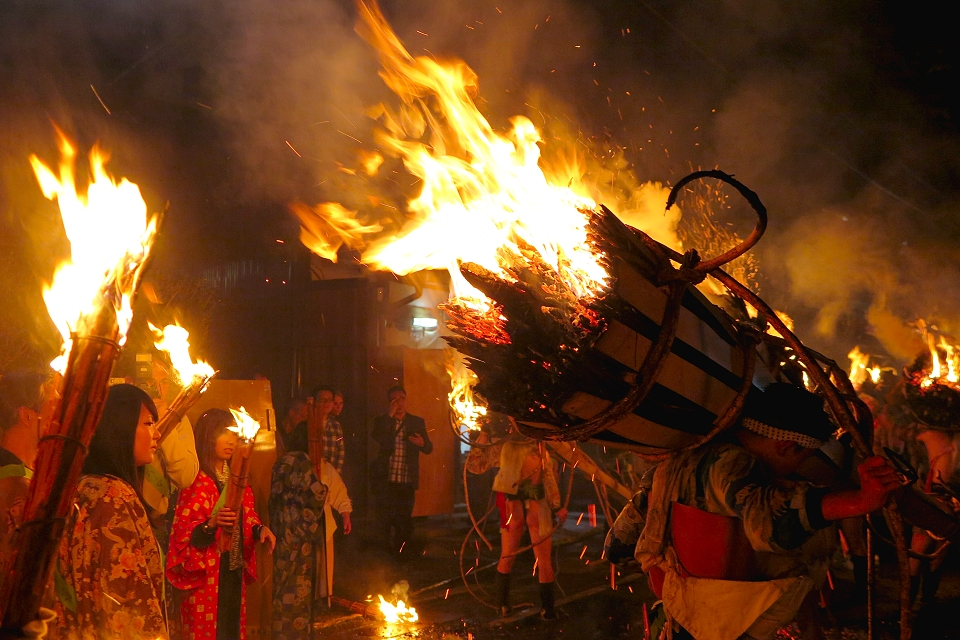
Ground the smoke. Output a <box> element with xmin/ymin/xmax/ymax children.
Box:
<box><xmin>1</xmin><ymin>0</ymin><xmax>959</xmax><ymax>368</ymax></box>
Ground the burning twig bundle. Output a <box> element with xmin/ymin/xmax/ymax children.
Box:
<box><xmin>444</xmin><ymin>171</ymin><xmax>763</xmax><ymax>458</ymax></box>
<box><xmin>903</xmin><ymin>327</ymin><xmax>960</xmax><ymax>430</ymax></box>
<box><xmin>150</xmin><ymin>323</ymin><xmax>216</xmax><ymax>443</ymax></box>
<box><xmin>218</xmin><ymin>407</ymin><xmax>261</xmax><ymax>554</ymax></box>
<box><xmin>0</xmin><ymin>134</ymin><xmax>158</xmax><ymax>630</ymax></box>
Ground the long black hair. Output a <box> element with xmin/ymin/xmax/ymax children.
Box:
<box><xmin>194</xmin><ymin>408</ymin><xmax>236</xmax><ymax>486</ymax></box>
<box><xmin>82</xmin><ymin>383</ymin><xmax>158</xmax><ymax>506</ymax></box>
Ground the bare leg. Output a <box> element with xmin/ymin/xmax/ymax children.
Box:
<box><xmin>497</xmin><ymin>500</ymin><xmax>526</xmax><ymax>575</ymax></box>
<box><xmin>526</xmin><ymin>503</ymin><xmax>554</xmax><ymax>583</ymax></box>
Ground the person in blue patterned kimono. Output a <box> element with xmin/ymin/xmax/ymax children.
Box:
<box><xmin>269</xmin><ymin>442</ymin><xmax>329</xmax><ymax>639</ymax></box>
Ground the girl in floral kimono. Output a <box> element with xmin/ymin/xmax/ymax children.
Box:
<box><xmin>50</xmin><ymin>383</ymin><xmax>167</xmax><ymax>640</ymax></box>
<box><xmin>166</xmin><ymin>408</ymin><xmax>275</xmax><ymax>640</ymax></box>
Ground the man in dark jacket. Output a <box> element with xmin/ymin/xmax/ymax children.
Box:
<box><xmin>372</xmin><ymin>385</ymin><xmax>433</xmax><ymax>554</ymax></box>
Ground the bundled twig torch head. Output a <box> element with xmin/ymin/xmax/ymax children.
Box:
<box><xmin>217</xmin><ymin>407</ymin><xmax>261</xmax><ymax>554</ymax></box>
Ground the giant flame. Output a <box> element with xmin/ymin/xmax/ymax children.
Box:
<box><xmin>32</xmin><ymin>132</ymin><xmax>158</xmax><ymax>372</ymax></box>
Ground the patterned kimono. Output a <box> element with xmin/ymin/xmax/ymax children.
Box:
<box><xmin>269</xmin><ymin>451</ymin><xmax>329</xmax><ymax>640</ymax></box>
<box><xmin>50</xmin><ymin>475</ymin><xmax>167</xmax><ymax>640</ymax></box>
<box><xmin>166</xmin><ymin>472</ymin><xmax>260</xmax><ymax>640</ymax></box>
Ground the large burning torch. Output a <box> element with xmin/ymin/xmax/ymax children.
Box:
<box><xmin>217</xmin><ymin>407</ymin><xmax>262</xmax><ymax>554</ymax></box>
<box><xmin>150</xmin><ymin>323</ymin><xmax>216</xmax><ymax>444</ymax></box>
<box><xmin>0</xmin><ymin>133</ymin><xmax>158</xmax><ymax>630</ymax></box>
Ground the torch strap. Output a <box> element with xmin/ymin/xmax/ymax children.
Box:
<box><xmin>741</xmin><ymin>418</ymin><xmax>824</xmax><ymax>449</ymax></box>
<box><xmin>38</xmin><ymin>433</ymin><xmax>88</xmax><ymax>453</ymax></box>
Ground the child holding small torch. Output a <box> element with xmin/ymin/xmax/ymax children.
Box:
<box><xmin>166</xmin><ymin>408</ymin><xmax>275</xmax><ymax>640</ymax></box>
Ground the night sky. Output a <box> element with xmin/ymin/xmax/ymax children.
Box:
<box><xmin>2</xmin><ymin>0</ymin><xmax>959</xmax><ymax>367</ymax></box>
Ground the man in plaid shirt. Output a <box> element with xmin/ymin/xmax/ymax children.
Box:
<box><xmin>373</xmin><ymin>385</ymin><xmax>433</xmax><ymax>554</ymax></box>
<box><xmin>314</xmin><ymin>387</ymin><xmax>345</xmax><ymax>473</ymax></box>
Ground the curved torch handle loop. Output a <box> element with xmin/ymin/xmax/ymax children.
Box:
<box><xmin>665</xmin><ymin>170</ymin><xmax>769</xmax><ymax>274</ymax></box>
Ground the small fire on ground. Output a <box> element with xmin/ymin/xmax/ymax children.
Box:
<box><xmin>374</xmin><ymin>580</ymin><xmax>419</xmax><ymax>624</ymax></box>
<box><xmin>377</xmin><ymin>595</ymin><xmax>419</xmax><ymax>624</ymax></box>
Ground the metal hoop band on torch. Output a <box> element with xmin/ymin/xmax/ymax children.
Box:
<box><xmin>218</xmin><ymin>436</ymin><xmax>255</xmax><ymax>554</ymax></box>
<box><xmin>156</xmin><ymin>372</ymin><xmax>217</xmax><ymax>445</ymax></box>
<box><xmin>0</xmin><ymin>311</ymin><xmax>122</xmax><ymax>632</ymax></box>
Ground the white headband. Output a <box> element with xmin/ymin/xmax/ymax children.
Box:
<box><xmin>742</xmin><ymin>417</ymin><xmax>824</xmax><ymax>449</ymax></box>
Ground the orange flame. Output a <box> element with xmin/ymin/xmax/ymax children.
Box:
<box><xmin>445</xmin><ymin>349</ymin><xmax>488</xmax><ymax>431</ymax></box>
<box><xmin>918</xmin><ymin>325</ymin><xmax>960</xmax><ymax>390</ymax></box>
<box><xmin>296</xmin><ymin>0</ymin><xmax>612</xmax><ymax>315</ymax></box>
<box><xmin>228</xmin><ymin>407</ymin><xmax>261</xmax><ymax>441</ymax></box>
<box><xmin>32</xmin><ymin>132</ymin><xmax>158</xmax><ymax>373</ymax></box>
<box><xmin>847</xmin><ymin>346</ymin><xmax>883</xmax><ymax>390</ymax></box>
<box><xmin>377</xmin><ymin>595</ymin><xmax>418</xmax><ymax>624</ymax></box>
<box><xmin>149</xmin><ymin>323</ymin><xmax>215</xmax><ymax>386</ymax></box>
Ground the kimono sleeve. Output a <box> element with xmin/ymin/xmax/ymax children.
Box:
<box><xmin>95</xmin><ymin>494</ymin><xmax>166</xmax><ymax>638</ymax></box>
<box><xmin>704</xmin><ymin>447</ymin><xmax>828</xmax><ymax>553</ymax></box>
<box><xmin>166</xmin><ymin>476</ymin><xmax>218</xmax><ymax>590</ymax></box>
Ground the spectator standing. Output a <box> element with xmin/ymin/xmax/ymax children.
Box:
<box><xmin>49</xmin><ymin>384</ymin><xmax>166</xmax><ymax>639</ymax></box>
<box><xmin>332</xmin><ymin>391</ymin><xmax>344</xmax><ymax>419</ymax></box>
<box><xmin>286</xmin><ymin>387</ymin><xmax>344</xmax><ymax>473</ymax></box>
<box><xmin>372</xmin><ymin>385</ymin><xmax>432</xmax><ymax>554</ymax></box>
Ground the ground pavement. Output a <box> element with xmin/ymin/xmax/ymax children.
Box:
<box><xmin>311</xmin><ymin>507</ymin><xmax>960</xmax><ymax>640</ymax></box>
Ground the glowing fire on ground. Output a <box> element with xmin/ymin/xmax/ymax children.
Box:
<box><xmin>377</xmin><ymin>595</ymin><xmax>419</xmax><ymax>624</ymax></box>
<box><xmin>847</xmin><ymin>346</ymin><xmax>883</xmax><ymax>390</ymax></box>
<box><xmin>228</xmin><ymin>407</ymin><xmax>262</xmax><ymax>441</ymax></box>
<box><xmin>445</xmin><ymin>349</ymin><xmax>488</xmax><ymax>431</ymax></box>
<box><xmin>32</xmin><ymin>131</ymin><xmax>158</xmax><ymax>373</ymax></box>
<box><xmin>149</xmin><ymin>323</ymin><xmax>215</xmax><ymax>386</ymax></box>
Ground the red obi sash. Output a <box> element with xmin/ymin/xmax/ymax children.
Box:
<box><xmin>648</xmin><ymin>502</ymin><xmax>760</xmax><ymax>598</ymax></box>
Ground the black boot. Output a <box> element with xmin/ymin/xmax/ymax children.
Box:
<box><xmin>539</xmin><ymin>581</ymin><xmax>557</xmax><ymax>620</ymax></box>
<box><xmin>910</xmin><ymin>574</ymin><xmax>921</xmax><ymax>604</ymax></box>
<box><xmin>921</xmin><ymin>564</ymin><xmax>944</xmax><ymax>606</ymax></box>
<box><xmin>495</xmin><ymin>571</ymin><xmax>512</xmax><ymax>617</ymax></box>
<box><xmin>850</xmin><ymin>555</ymin><xmax>868</xmax><ymax>605</ymax></box>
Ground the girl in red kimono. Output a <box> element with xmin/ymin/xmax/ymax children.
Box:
<box><xmin>166</xmin><ymin>408</ymin><xmax>276</xmax><ymax>640</ymax></box>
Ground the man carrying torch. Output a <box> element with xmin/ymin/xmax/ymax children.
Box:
<box><xmin>607</xmin><ymin>383</ymin><xmax>901</xmax><ymax>640</ymax></box>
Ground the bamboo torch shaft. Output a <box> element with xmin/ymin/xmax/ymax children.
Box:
<box><xmin>156</xmin><ymin>374</ymin><xmax>215</xmax><ymax>445</ymax></box>
<box><xmin>218</xmin><ymin>440</ymin><xmax>254</xmax><ymax>554</ymax></box>
<box><xmin>0</xmin><ymin>303</ymin><xmax>120</xmax><ymax>630</ymax></box>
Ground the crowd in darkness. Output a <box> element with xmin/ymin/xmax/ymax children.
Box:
<box><xmin>0</xmin><ymin>369</ymin><xmax>432</xmax><ymax>640</ymax></box>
